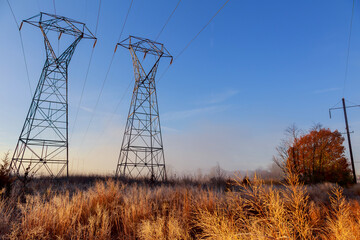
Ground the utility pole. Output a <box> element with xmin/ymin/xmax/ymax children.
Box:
<box><xmin>10</xmin><ymin>12</ymin><xmax>96</xmax><ymax>178</ymax></box>
<box><xmin>342</xmin><ymin>98</ymin><xmax>357</xmax><ymax>184</ymax></box>
<box><xmin>329</xmin><ymin>98</ymin><xmax>359</xmax><ymax>184</ymax></box>
<box><xmin>114</xmin><ymin>36</ymin><xmax>173</xmax><ymax>181</ymax></box>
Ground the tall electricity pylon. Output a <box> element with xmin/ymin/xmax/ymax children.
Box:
<box><xmin>10</xmin><ymin>12</ymin><xmax>96</xmax><ymax>178</ymax></box>
<box><xmin>115</xmin><ymin>36</ymin><xmax>172</xmax><ymax>181</ymax></box>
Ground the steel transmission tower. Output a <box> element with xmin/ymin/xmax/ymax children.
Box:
<box><xmin>115</xmin><ymin>36</ymin><xmax>173</xmax><ymax>181</ymax></box>
<box><xmin>10</xmin><ymin>13</ymin><xmax>96</xmax><ymax>177</ymax></box>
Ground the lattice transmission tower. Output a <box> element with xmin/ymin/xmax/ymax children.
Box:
<box><xmin>115</xmin><ymin>36</ymin><xmax>172</xmax><ymax>181</ymax></box>
<box><xmin>10</xmin><ymin>12</ymin><xmax>96</xmax><ymax>177</ymax></box>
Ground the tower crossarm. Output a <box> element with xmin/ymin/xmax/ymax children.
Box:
<box><xmin>117</xmin><ymin>36</ymin><xmax>173</xmax><ymax>59</ymax></box>
<box><xmin>21</xmin><ymin>12</ymin><xmax>96</xmax><ymax>40</ymax></box>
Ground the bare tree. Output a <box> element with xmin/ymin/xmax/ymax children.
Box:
<box><xmin>273</xmin><ymin>124</ymin><xmax>302</xmax><ymax>173</ymax></box>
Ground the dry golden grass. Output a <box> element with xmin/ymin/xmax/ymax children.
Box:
<box><xmin>1</xmin><ymin>173</ymin><xmax>360</xmax><ymax>239</ymax></box>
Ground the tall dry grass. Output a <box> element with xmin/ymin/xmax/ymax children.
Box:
<box><xmin>1</xmin><ymin>173</ymin><xmax>360</xmax><ymax>239</ymax></box>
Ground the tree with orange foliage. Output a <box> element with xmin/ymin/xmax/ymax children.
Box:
<box><xmin>274</xmin><ymin>124</ymin><xmax>352</xmax><ymax>184</ymax></box>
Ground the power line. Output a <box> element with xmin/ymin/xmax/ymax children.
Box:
<box><xmin>95</xmin><ymin>0</ymin><xmax>102</xmax><ymax>36</ymax></box>
<box><xmin>345</xmin><ymin>98</ymin><xmax>359</xmax><ymax>106</ymax></box>
<box><xmin>83</xmin><ymin>78</ymin><xmax>133</xmax><ymax>160</ymax></box>
<box><xmin>70</xmin><ymin>0</ymin><xmax>102</xmax><ymax>172</ymax></box>
<box><xmin>70</xmin><ymin>48</ymin><xmax>95</xmax><ymax>139</ymax></box>
<box><xmin>176</xmin><ymin>0</ymin><xmax>229</xmax><ymax>59</ymax></box>
<box><xmin>158</xmin><ymin>0</ymin><xmax>230</xmax><ymax>83</ymax></box>
<box><xmin>330</xmin><ymin>99</ymin><xmax>342</xmax><ymax>109</ymax></box>
<box><xmin>117</xmin><ymin>0</ymin><xmax>134</xmax><ymax>42</ymax></box>
<box><xmin>155</xmin><ymin>0</ymin><xmax>182</xmax><ymax>41</ymax></box>
<box><xmin>102</xmin><ymin>78</ymin><xmax>133</xmax><ymax>135</ymax></box>
<box><xmin>70</xmin><ymin>0</ymin><xmax>101</xmax><ymax>140</ymax></box>
<box><xmin>108</xmin><ymin>0</ymin><xmax>179</xmax><ymax>124</ymax></box>
<box><xmin>86</xmin><ymin>0</ymin><xmax>181</xmax><ymax>157</ymax></box>
<box><xmin>6</xmin><ymin>0</ymin><xmax>32</xmax><ymax>96</ymax></box>
<box><xmin>53</xmin><ymin>0</ymin><xmax>57</xmax><ymax>15</ymax></box>
<box><xmin>343</xmin><ymin>0</ymin><xmax>355</xmax><ymax>97</ymax></box>
<box><xmin>93</xmin><ymin>0</ymin><xmax>230</xmax><ymax>155</ymax></box>
<box><xmin>80</xmin><ymin>0</ymin><xmax>134</xmax><ymax>145</ymax></box>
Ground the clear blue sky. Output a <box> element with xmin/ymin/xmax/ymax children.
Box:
<box><xmin>1</xmin><ymin>0</ymin><xmax>360</xmax><ymax>175</ymax></box>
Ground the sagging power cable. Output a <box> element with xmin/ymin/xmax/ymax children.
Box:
<box><xmin>80</xmin><ymin>0</ymin><xmax>134</xmax><ymax>145</ymax></box>
<box><xmin>155</xmin><ymin>0</ymin><xmax>182</xmax><ymax>41</ymax></box>
<box><xmin>70</xmin><ymin>0</ymin><xmax>102</xmax><ymax>140</ymax></box>
<box><xmin>107</xmin><ymin>0</ymin><xmax>181</xmax><ymax>125</ymax></box>
<box><xmin>91</xmin><ymin>0</ymin><xmax>230</xmax><ymax>149</ymax></box>
<box><xmin>6</xmin><ymin>0</ymin><xmax>32</xmax><ymax>96</ymax></box>
<box><xmin>53</xmin><ymin>0</ymin><xmax>57</xmax><ymax>15</ymax></box>
<box><xmin>343</xmin><ymin>0</ymin><xmax>355</xmax><ymax>97</ymax></box>
<box><xmin>85</xmin><ymin>0</ymin><xmax>183</xmax><ymax>157</ymax></box>
<box><xmin>158</xmin><ymin>0</ymin><xmax>230</xmax><ymax>83</ymax></box>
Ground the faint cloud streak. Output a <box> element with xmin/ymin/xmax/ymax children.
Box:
<box><xmin>162</xmin><ymin>105</ymin><xmax>229</xmax><ymax>121</ymax></box>
<box><xmin>199</xmin><ymin>89</ymin><xmax>239</xmax><ymax>105</ymax></box>
<box><xmin>80</xmin><ymin>106</ymin><xmax>94</xmax><ymax>113</ymax></box>
<box><xmin>313</xmin><ymin>87</ymin><xmax>340</xmax><ymax>94</ymax></box>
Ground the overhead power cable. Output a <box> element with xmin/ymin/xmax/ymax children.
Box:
<box><xmin>177</xmin><ymin>0</ymin><xmax>229</xmax><ymax>59</ymax></box>
<box><xmin>158</xmin><ymin>0</ymin><xmax>230</xmax><ymax>83</ymax></box>
<box><xmin>80</xmin><ymin>0</ymin><xmax>134</xmax><ymax>145</ymax></box>
<box><xmin>105</xmin><ymin>0</ymin><xmax>181</xmax><ymax>127</ymax></box>
<box><xmin>155</xmin><ymin>0</ymin><xmax>182</xmax><ymax>41</ymax></box>
<box><xmin>343</xmin><ymin>0</ymin><xmax>355</xmax><ymax>97</ymax></box>
<box><xmin>95</xmin><ymin>0</ymin><xmax>229</xmax><ymax>143</ymax></box>
<box><xmin>53</xmin><ymin>0</ymin><xmax>57</xmax><ymax>15</ymax></box>
<box><xmin>87</xmin><ymin>0</ymin><xmax>229</xmax><ymax>156</ymax></box>
<box><xmin>70</xmin><ymin>0</ymin><xmax>102</xmax><ymax>140</ymax></box>
<box><xmin>345</xmin><ymin>98</ymin><xmax>359</xmax><ymax>106</ymax></box>
<box><xmin>83</xmin><ymin>78</ymin><xmax>133</xmax><ymax>160</ymax></box>
<box><xmin>6</xmin><ymin>0</ymin><xmax>32</xmax><ymax>96</ymax></box>
<box><xmin>108</xmin><ymin>0</ymin><xmax>181</xmax><ymax>121</ymax></box>
<box><xmin>330</xmin><ymin>99</ymin><xmax>342</xmax><ymax>109</ymax></box>
<box><xmin>86</xmin><ymin>0</ymin><xmax>182</xmax><ymax>157</ymax></box>
<box><xmin>117</xmin><ymin>0</ymin><xmax>134</xmax><ymax>43</ymax></box>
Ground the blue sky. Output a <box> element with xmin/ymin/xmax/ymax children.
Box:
<box><xmin>1</xmin><ymin>0</ymin><xmax>360</xmax><ymax>175</ymax></box>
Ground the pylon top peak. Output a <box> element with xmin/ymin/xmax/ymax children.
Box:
<box><xmin>117</xmin><ymin>35</ymin><xmax>172</xmax><ymax>59</ymax></box>
<box><xmin>21</xmin><ymin>12</ymin><xmax>96</xmax><ymax>40</ymax></box>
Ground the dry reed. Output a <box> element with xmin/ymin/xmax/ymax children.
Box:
<box><xmin>1</xmin><ymin>173</ymin><xmax>360</xmax><ymax>239</ymax></box>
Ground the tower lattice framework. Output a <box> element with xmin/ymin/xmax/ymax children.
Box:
<box><xmin>10</xmin><ymin>12</ymin><xmax>96</xmax><ymax>177</ymax></box>
<box><xmin>115</xmin><ymin>36</ymin><xmax>172</xmax><ymax>181</ymax></box>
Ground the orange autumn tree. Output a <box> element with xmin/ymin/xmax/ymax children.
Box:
<box><xmin>275</xmin><ymin>125</ymin><xmax>352</xmax><ymax>184</ymax></box>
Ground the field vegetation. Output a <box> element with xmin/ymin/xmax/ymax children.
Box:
<box><xmin>1</xmin><ymin>168</ymin><xmax>360</xmax><ymax>239</ymax></box>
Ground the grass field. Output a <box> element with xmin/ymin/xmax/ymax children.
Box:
<box><xmin>1</xmin><ymin>172</ymin><xmax>360</xmax><ymax>240</ymax></box>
